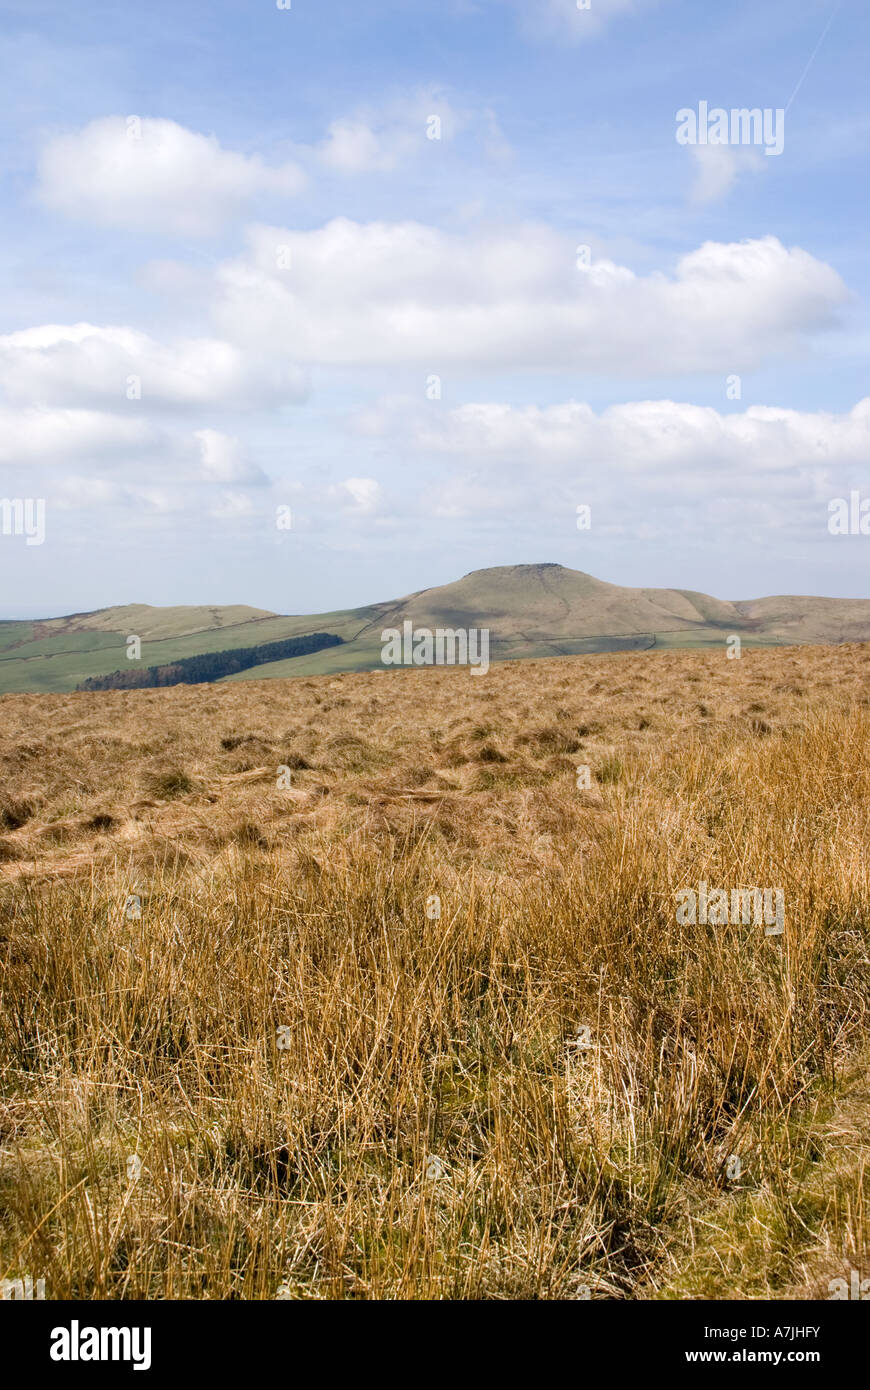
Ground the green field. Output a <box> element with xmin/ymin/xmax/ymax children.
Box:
<box><xmin>0</xmin><ymin>607</ymin><xmax>378</xmax><ymax>692</ymax></box>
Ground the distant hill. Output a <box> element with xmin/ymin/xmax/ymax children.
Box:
<box><xmin>32</xmin><ymin>603</ymin><xmax>278</xmax><ymax>643</ymax></box>
<box><xmin>1</xmin><ymin>564</ymin><xmax>869</xmax><ymax>692</ymax></box>
<box><xmin>226</xmin><ymin>563</ymin><xmax>870</xmax><ymax>680</ymax></box>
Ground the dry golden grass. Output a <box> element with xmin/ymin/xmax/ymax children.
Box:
<box><xmin>1</xmin><ymin>643</ymin><xmax>868</xmax><ymax>1299</ymax></box>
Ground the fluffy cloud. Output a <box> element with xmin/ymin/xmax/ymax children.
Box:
<box><xmin>317</xmin><ymin>91</ymin><xmax>464</xmax><ymax>172</ymax></box>
<box><xmin>352</xmin><ymin>394</ymin><xmax>870</xmax><ymax>511</ymax></box>
<box><xmin>0</xmin><ymin>406</ymin><xmax>155</xmax><ymax>465</ymax></box>
<box><xmin>34</xmin><ymin>96</ymin><xmax>484</xmax><ymax>239</ymax></box>
<box><xmin>194</xmin><ymin>429</ymin><xmax>267</xmax><ymax>485</ymax></box>
<box><xmin>319</xmin><ymin>120</ymin><xmax>392</xmax><ymax>172</ymax></box>
<box><xmin>37</xmin><ymin>117</ymin><xmax>306</xmax><ymax>236</ymax></box>
<box><xmin>688</xmin><ymin>145</ymin><xmax>765</xmax><ymax>204</ymax></box>
<box><xmin>0</xmin><ymin>406</ymin><xmax>271</xmax><ymax>495</ymax></box>
<box><xmin>213</xmin><ymin>222</ymin><xmax>846</xmax><ymax>374</ymax></box>
<box><xmin>0</xmin><ymin>323</ymin><xmax>307</xmax><ymax>410</ymax></box>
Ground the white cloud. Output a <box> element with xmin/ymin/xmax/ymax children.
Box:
<box><xmin>319</xmin><ymin>119</ymin><xmax>391</xmax><ymax>173</ymax></box>
<box><xmin>34</xmin><ymin>97</ymin><xmax>478</xmax><ymax>239</ymax></box>
<box><xmin>0</xmin><ymin>406</ymin><xmax>271</xmax><ymax>493</ymax></box>
<box><xmin>0</xmin><ymin>405</ymin><xmax>154</xmax><ymax>465</ymax></box>
<box><xmin>352</xmin><ymin>394</ymin><xmax>870</xmax><ymax>511</ymax></box>
<box><xmin>194</xmin><ymin>428</ymin><xmax>267</xmax><ymax>485</ymax></box>
<box><xmin>214</xmin><ymin>222</ymin><xmax>846</xmax><ymax>374</ymax></box>
<box><xmin>37</xmin><ymin>117</ymin><xmax>305</xmax><ymax>236</ymax></box>
<box><xmin>688</xmin><ymin>144</ymin><xmax>765</xmax><ymax>204</ymax></box>
<box><xmin>316</xmin><ymin>90</ymin><xmax>464</xmax><ymax>172</ymax></box>
<box><xmin>0</xmin><ymin>322</ymin><xmax>307</xmax><ymax>410</ymax></box>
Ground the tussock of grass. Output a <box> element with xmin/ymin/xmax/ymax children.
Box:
<box><xmin>597</xmin><ymin>754</ymin><xmax>624</xmax><ymax>784</ymax></box>
<box><xmin>0</xmin><ymin>799</ymin><xmax>34</xmax><ymax>830</ymax></box>
<box><xmin>144</xmin><ymin>767</ymin><xmax>194</xmax><ymax>800</ymax></box>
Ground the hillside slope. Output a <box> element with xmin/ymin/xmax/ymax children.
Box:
<box><xmin>0</xmin><ymin>604</ymin><xmax>377</xmax><ymax>693</ymax></box>
<box><xmin>3</xmin><ymin>565</ymin><xmax>870</xmax><ymax>691</ymax></box>
<box><xmin>227</xmin><ymin>564</ymin><xmax>870</xmax><ymax>680</ymax></box>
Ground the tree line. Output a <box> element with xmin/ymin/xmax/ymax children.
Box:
<box><xmin>77</xmin><ymin>632</ymin><xmax>343</xmax><ymax>690</ymax></box>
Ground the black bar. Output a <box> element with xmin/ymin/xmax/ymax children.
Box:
<box><xmin>4</xmin><ymin>1298</ymin><xmax>861</xmax><ymax>1376</ymax></box>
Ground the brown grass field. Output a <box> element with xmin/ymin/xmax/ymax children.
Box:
<box><xmin>1</xmin><ymin>642</ymin><xmax>868</xmax><ymax>1300</ymax></box>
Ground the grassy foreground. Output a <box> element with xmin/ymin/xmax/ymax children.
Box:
<box><xmin>0</xmin><ymin>643</ymin><xmax>868</xmax><ymax>1299</ymax></box>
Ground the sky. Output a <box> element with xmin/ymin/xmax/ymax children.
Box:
<box><xmin>0</xmin><ymin>0</ymin><xmax>868</xmax><ymax>617</ymax></box>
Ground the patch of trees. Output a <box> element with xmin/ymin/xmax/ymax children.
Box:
<box><xmin>77</xmin><ymin>632</ymin><xmax>342</xmax><ymax>690</ymax></box>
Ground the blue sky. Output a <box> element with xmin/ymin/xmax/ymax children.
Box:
<box><xmin>1</xmin><ymin>0</ymin><xmax>868</xmax><ymax>617</ymax></box>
